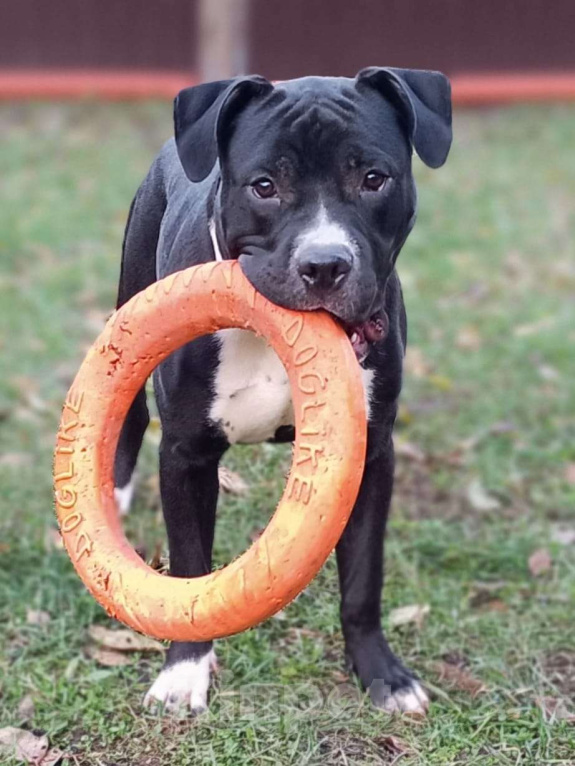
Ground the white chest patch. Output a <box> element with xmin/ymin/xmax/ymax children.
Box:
<box><xmin>210</xmin><ymin>329</ymin><xmax>374</xmax><ymax>444</ymax></box>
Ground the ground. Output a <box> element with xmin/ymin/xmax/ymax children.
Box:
<box><xmin>0</xmin><ymin>102</ymin><xmax>574</xmax><ymax>765</ymax></box>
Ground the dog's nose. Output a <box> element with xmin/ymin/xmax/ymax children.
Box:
<box><xmin>296</xmin><ymin>246</ymin><xmax>353</xmax><ymax>291</ymax></box>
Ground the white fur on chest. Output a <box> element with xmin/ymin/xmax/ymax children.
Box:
<box><xmin>210</xmin><ymin>329</ymin><xmax>374</xmax><ymax>445</ymax></box>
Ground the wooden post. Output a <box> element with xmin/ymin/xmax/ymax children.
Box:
<box><xmin>198</xmin><ymin>0</ymin><xmax>250</xmax><ymax>82</ymax></box>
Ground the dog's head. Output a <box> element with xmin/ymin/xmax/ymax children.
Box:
<box><xmin>174</xmin><ymin>69</ymin><xmax>452</xmax><ymax>358</ymax></box>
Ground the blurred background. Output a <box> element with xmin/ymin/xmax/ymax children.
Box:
<box><xmin>0</xmin><ymin>3</ymin><xmax>574</xmax><ymax>765</ymax></box>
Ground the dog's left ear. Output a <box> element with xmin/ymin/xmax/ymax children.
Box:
<box><xmin>356</xmin><ymin>67</ymin><xmax>452</xmax><ymax>168</ymax></box>
<box><xmin>174</xmin><ymin>75</ymin><xmax>273</xmax><ymax>182</ymax></box>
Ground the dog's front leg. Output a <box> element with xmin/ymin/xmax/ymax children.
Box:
<box><xmin>335</xmin><ymin>429</ymin><xmax>429</xmax><ymax>715</ymax></box>
<box><xmin>144</xmin><ymin>436</ymin><xmax>221</xmax><ymax>714</ymax></box>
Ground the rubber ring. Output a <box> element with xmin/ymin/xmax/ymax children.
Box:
<box><xmin>54</xmin><ymin>261</ymin><xmax>367</xmax><ymax>641</ymax></box>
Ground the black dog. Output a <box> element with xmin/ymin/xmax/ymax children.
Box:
<box><xmin>114</xmin><ymin>67</ymin><xmax>452</xmax><ymax>714</ymax></box>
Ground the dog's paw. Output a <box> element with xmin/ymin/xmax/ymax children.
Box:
<box><xmin>144</xmin><ymin>650</ymin><xmax>217</xmax><ymax>715</ymax></box>
<box><xmin>369</xmin><ymin>678</ymin><xmax>429</xmax><ymax>716</ymax></box>
<box><xmin>114</xmin><ymin>479</ymin><xmax>135</xmax><ymax>517</ymax></box>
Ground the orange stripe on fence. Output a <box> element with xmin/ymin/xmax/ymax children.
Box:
<box><xmin>1</xmin><ymin>69</ymin><xmax>575</xmax><ymax>104</ymax></box>
<box><xmin>0</xmin><ymin>70</ymin><xmax>196</xmax><ymax>100</ymax></box>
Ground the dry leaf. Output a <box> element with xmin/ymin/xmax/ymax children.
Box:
<box><xmin>469</xmin><ymin>582</ymin><xmax>509</xmax><ymax>612</ymax></box>
<box><xmin>537</xmin><ymin>364</ymin><xmax>560</xmax><ymax>382</ymax></box>
<box><xmin>218</xmin><ymin>465</ymin><xmax>249</xmax><ymax>495</ymax></box>
<box><xmin>27</xmin><ymin>610</ymin><xmax>51</xmax><ymax>627</ymax></box>
<box><xmin>481</xmin><ymin>599</ymin><xmax>509</xmax><ymax>613</ymax></box>
<box><xmin>536</xmin><ymin>696</ymin><xmax>575</xmax><ymax>723</ymax></box>
<box><xmin>433</xmin><ymin>661</ymin><xmax>486</xmax><ymax>697</ymax></box>
<box><xmin>38</xmin><ymin>749</ymin><xmax>64</xmax><ymax>766</ymax></box>
<box><xmin>44</xmin><ymin>528</ymin><xmax>63</xmax><ymax>552</ymax></box>
<box><xmin>18</xmin><ymin>695</ymin><xmax>35</xmax><ymax>720</ymax></box>
<box><xmin>456</xmin><ymin>326</ymin><xmax>482</xmax><ymax>351</ymax></box>
<box><xmin>528</xmin><ymin>548</ymin><xmax>552</xmax><ymax>577</ymax></box>
<box><xmin>551</xmin><ymin>525</ymin><xmax>575</xmax><ymax>546</ymax></box>
<box><xmin>404</xmin><ymin>347</ymin><xmax>431</xmax><ymax>378</ymax></box>
<box><xmin>389</xmin><ymin>604</ymin><xmax>430</xmax><ymax>629</ymax></box>
<box><xmin>466</xmin><ymin>479</ymin><xmax>501</xmax><ymax>512</ymax></box>
<box><xmin>428</xmin><ymin>374</ymin><xmax>453</xmax><ymax>392</ymax></box>
<box><xmin>377</xmin><ymin>735</ymin><xmax>413</xmax><ymax>757</ymax></box>
<box><xmin>145</xmin><ymin>416</ymin><xmax>162</xmax><ymax>446</ymax></box>
<box><xmin>0</xmin><ymin>452</ymin><xmax>32</xmax><ymax>468</ymax></box>
<box><xmin>85</xmin><ymin>645</ymin><xmax>133</xmax><ymax>667</ymax></box>
<box><xmin>565</xmin><ymin>463</ymin><xmax>575</xmax><ymax>486</ymax></box>
<box><xmin>249</xmin><ymin>526</ymin><xmax>265</xmax><ymax>542</ymax></box>
<box><xmin>513</xmin><ymin>316</ymin><xmax>556</xmax><ymax>337</ymax></box>
<box><xmin>0</xmin><ymin>726</ymin><xmax>62</xmax><ymax>765</ymax></box>
<box><xmin>395</xmin><ymin>439</ymin><xmax>426</xmax><ymax>463</ymax></box>
<box><xmin>88</xmin><ymin>625</ymin><xmax>164</xmax><ymax>653</ymax></box>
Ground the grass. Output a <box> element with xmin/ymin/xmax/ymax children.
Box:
<box><xmin>0</xmin><ymin>101</ymin><xmax>574</xmax><ymax>765</ymax></box>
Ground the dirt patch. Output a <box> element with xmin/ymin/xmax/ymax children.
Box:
<box><xmin>542</xmin><ymin>650</ymin><xmax>575</xmax><ymax>700</ymax></box>
<box><xmin>318</xmin><ymin>729</ymin><xmax>411</xmax><ymax>764</ymax></box>
<box><xmin>393</xmin><ymin>457</ymin><xmax>464</xmax><ymax>521</ymax></box>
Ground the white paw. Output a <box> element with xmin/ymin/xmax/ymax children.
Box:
<box><xmin>382</xmin><ymin>680</ymin><xmax>429</xmax><ymax>716</ymax></box>
<box><xmin>144</xmin><ymin>651</ymin><xmax>217</xmax><ymax>714</ymax></box>
<box><xmin>114</xmin><ymin>479</ymin><xmax>135</xmax><ymax>517</ymax></box>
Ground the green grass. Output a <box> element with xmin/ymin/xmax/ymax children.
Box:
<box><xmin>1</xmin><ymin>102</ymin><xmax>574</xmax><ymax>765</ymax></box>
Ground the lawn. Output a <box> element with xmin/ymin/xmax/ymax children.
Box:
<box><xmin>0</xmin><ymin>101</ymin><xmax>574</xmax><ymax>765</ymax></box>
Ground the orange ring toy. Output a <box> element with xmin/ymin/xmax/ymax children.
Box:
<box><xmin>54</xmin><ymin>261</ymin><xmax>367</xmax><ymax>641</ymax></box>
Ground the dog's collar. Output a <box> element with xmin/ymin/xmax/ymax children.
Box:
<box><xmin>209</xmin><ymin>180</ymin><xmax>225</xmax><ymax>262</ymax></box>
<box><xmin>209</xmin><ymin>218</ymin><xmax>224</xmax><ymax>262</ymax></box>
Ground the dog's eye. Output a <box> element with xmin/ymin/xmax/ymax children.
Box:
<box><xmin>252</xmin><ymin>178</ymin><xmax>278</xmax><ymax>199</ymax></box>
<box><xmin>362</xmin><ymin>171</ymin><xmax>388</xmax><ymax>192</ymax></box>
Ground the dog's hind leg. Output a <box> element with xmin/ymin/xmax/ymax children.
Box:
<box><xmin>114</xmin><ymin>160</ymin><xmax>166</xmax><ymax>514</ymax></box>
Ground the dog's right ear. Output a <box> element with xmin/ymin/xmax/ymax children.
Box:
<box><xmin>174</xmin><ymin>76</ymin><xmax>273</xmax><ymax>182</ymax></box>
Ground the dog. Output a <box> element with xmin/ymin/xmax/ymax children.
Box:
<box><xmin>113</xmin><ymin>67</ymin><xmax>452</xmax><ymax>715</ymax></box>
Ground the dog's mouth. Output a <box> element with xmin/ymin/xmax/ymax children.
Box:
<box><xmin>340</xmin><ymin>311</ymin><xmax>389</xmax><ymax>363</ymax></box>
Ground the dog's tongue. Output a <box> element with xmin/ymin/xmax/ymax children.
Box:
<box><xmin>346</xmin><ymin>313</ymin><xmax>389</xmax><ymax>362</ymax></box>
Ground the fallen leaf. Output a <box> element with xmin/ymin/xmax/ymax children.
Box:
<box><xmin>218</xmin><ymin>465</ymin><xmax>249</xmax><ymax>495</ymax></box>
<box><xmin>249</xmin><ymin>526</ymin><xmax>265</xmax><ymax>542</ymax></box>
<box><xmin>466</xmin><ymin>479</ymin><xmax>501</xmax><ymax>512</ymax></box>
<box><xmin>44</xmin><ymin>528</ymin><xmax>63</xmax><ymax>552</ymax></box>
<box><xmin>39</xmin><ymin>749</ymin><xmax>64</xmax><ymax>766</ymax></box>
<box><xmin>433</xmin><ymin>661</ymin><xmax>486</xmax><ymax>697</ymax></box>
<box><xmin>26</xmin><ymin>610</ymin><xmax>51</xmax><ymax>627</ymax></box>
<box><xmin>0</xmin><ymin>726</ymin><xmax>62</xmax><ymax>765</ymax></box>
<box><xmin>456</xmin><ymin>325</ymin><xmax>483</xmax><ymax>351</ymax></box>
<box><xmin>18</xmin><ymin>695</ymin><xmax>35</xmax><ymax>720</ymax></box>
<box><xmin>528</xmin><ymin>548</ymin><xmax>552</xmax><ymax>577</ymax></box>
<box><xmin>514</xmin><ymin>316</ymin><xmax>556</xmax><ymax>337</ymax></box>
<box><xmin>537</xmin><ymin>364</ymin><xmax>560</xmax><ymax>382</ymax></box>
<box><xmin>551</xmin><ymin>525</ymin><xmax>575</xmax><ymax>546</ymax></box>
<box><xmin>404</xmin><ymin>347</ymin><xmax>431</xmax><ymax>378</ymax></box>
<box><xmin>144</xmin><ymin>419</ymin><xmax>162</xmax><ymax>446</ymax></box>
<box><xmin>395</xmin><ymin>439</ymin><xmax>426</xmax><ymax>463</ymax></box>
<box><xmin>469</xmin><ymin>582</ymin><xmax>509</xmax><ymax>612</ymax></box>
<box><xmin>376</xmin><ymin>735</ymin><xmax>413</xmax><ymax>757</ymax></box>
<box><xmin>535</xmin><ymin>696</ymin><xmax>575</xmax><ymax>723</ymax></box>
<box><xmin>445</xmin><ymin>421</ymin><xmax>516</xmax><ymax>466</ymax></box>
<box><xmin>286</xmin><ymin>627</ymin><xmax>322</xmax><ymax>641</ymax></box>
<box><xmin>0</xmin><ymin>452</ymin><xmax>32</xmax><ymax>468</ymax></box>
<box><xmin>482</xmin><ymin>599</ymin><xmax>509</xmax><ymax>613</ymax></box>
<box><xmin>85</xmin><ymin>645</ymin><xmax>133</xmax><ymax>667</ymax></box>
<box><xmin>428</xmin><ymin>374</ymin><xmax>453</xmax><ymax>392</ymax></box>
<box><xmin>565</xmin><ymin>463</ymin><xmax>575</xmax><ymax>486</ymax></box>
<box><xmin>389</xmin><ymin>604</ymin><xmax>430</xmax><ymax>629</ymax></box>
<box><xmin>87</xmin><ymin>625</ymin><xmax>164</xmax><ymax>653</ymax></box>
